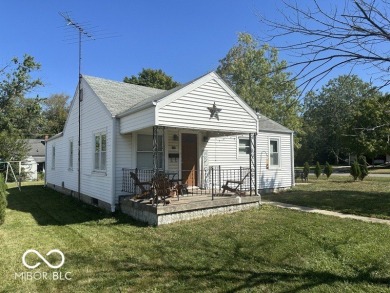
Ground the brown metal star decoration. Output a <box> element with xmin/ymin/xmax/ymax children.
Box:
<box><xmin>207</xmin><ymin>102</ymin><xmax>222</xmax><ymax>120</ymax></box>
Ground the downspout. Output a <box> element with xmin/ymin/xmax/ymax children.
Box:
<box><xmin>111</xmin><ymin>117</ymin><xmax>117</xmax><ymax>212</ymax></box>
<box><xmin>291</xmin><ymin>132</ymin><xmax>295</xmax><ymax>187</ymax></box>
<box><xmin>44</xmin><ymin>135</ymin><xmax>48</xmax><ymax>187</ymax></box>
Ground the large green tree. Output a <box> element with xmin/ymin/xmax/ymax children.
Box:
<box><xmin>41</xmin><ymin>94</ymin><xmax>70</xmax><ymax>135</ymax></box>
<box><xmin>216</xmin><ymin>33</ymin><xmax>302</xmax><ymax>147</ymax></box>
<box><xmin>0</xmin><ymin>55</ymin><xmax>42</xmax><ymax>160</ymax></box>
<box><xmin>346</xmin><ymin>94</ymin><xmax>390</xmax><ymax>159</ymax></box>
<box><xmin>124</xmin><ymin>68</ymin><xmax>180</xmax><ymax>90</ymax></box>
<box><xmin>298</xmin><ymin>75</ymin><xmax>380</xmax><ymax>164</ymax></box>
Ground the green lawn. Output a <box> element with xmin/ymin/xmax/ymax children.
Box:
<box><xmin>263</xmin><ymin>176</ymin><xmax>390</xmax><ymax>219</ymax></box>
<box><xmin>1</xmin><ymin>184</ymin><xmax>390</xmax><ymax>292</ymax></box>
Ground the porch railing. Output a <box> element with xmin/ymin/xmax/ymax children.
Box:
<box><xmin>122</xmin><ymin>166</ymin><xmax>254</xmax><ymax>200</ymax></box>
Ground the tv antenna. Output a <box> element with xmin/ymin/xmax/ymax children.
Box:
<box><xmin>59</xmin><ymin>12</ymin><xmax>95</xmax><ymax>201</ymax></box>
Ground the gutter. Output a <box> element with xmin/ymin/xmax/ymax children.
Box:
<box><xmin>111</xmin><ymin>117</ymin><xmax>117</xmax><ymax>212</ymax></box>
<box><xmin>291</xmin><ymin>132</ymin><xmax>295</xmax><ymax>187</ymax></box>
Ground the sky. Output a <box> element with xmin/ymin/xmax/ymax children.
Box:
<box><xmin>1</xmin><ymin>0</ymin><xmax>381</xmax><ymax>99</ymax></box>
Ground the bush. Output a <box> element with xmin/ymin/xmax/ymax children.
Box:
<box><xmin>0</xmin><ymin>174</ymin><xmax>7</xmax><ymax>225</ymax></box>
<box><xmin>323</xmin><ymin>162</ymin><xmax>333</xmax><ymax>179</ymax></box>
<box><xmin>350</xmin><ymin>161</ymin><xmax>361</xmax><ymax>181</ymax></box>
<box><xmin>303</xmin><ymin>162</ymin><xmax>310</xmax><ymax>180</ymax></box>
<box><xmin>358</xmin><ymin>155</ymin><xmax>369</xmax><ymax>181</ymax></box>
<box><xmin>314</xmin><ymin>161</ymin><xmax>321</xmax><ymax>179</ymax></box>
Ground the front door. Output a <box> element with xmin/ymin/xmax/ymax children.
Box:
<box><xmin>181</xmin><ymin>133</ymin><xmax>198</xmax><ymax>186</ymax></box>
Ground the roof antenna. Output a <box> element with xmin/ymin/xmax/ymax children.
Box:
<box><xmin>59</xmin><ymin>12</ymin><xmax>95</xmax><ymax>201</ymax></box>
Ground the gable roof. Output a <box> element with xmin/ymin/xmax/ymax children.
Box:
<box><xmin>83</xmin><ymin>73</ymin><xmax>292</xmax><ymax>133</ymax></box>
<box><xmin>26</xmin><ymin>139</ymin><xmax>46</xmax><ymax>162</ymax></box>
<box><xmin>83</xmin><ymin>75</ymin><xmax>165</xmax><ymax>116</ymax></box>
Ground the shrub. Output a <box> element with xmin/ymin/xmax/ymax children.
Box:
<box><xmin>314</xmin><ymin>161</ymin><xmax>321</xmax><ymax>179</ymax></box>
<box><xmin>323</xmin><ymin>162</ymin><xmax>333</xmax><ymax>179</ymax></box>
<box><xmin>0</xmin><ymin>174</ymin><xmax>7</xmax><ymax>225</ymax></box>
<box><xmin>350</xmin><ymin>161</ymin><xmax>361</xmax><ymax>181</ymax></box>
<box><xmin>303</xmin><ymin>162</ymin><xmax>310</xmax><ymax>180</ymax></box>
<box><xmin>358</xmin><ymin>155</ymin><xmax>369</xmax><ymax>181</ymax></box>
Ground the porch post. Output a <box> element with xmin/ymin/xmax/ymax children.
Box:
<box><xmin>152</xmin><ymin>126</ymin><xmax>165</xmax><ymax>173</ymax></box>
<box><xmin>249</xmin><ymin>133</ymin><xmax>257</xmax><ymax>196</ymax></box>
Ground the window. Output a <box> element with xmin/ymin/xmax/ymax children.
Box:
<box><xmin>94</xmin><ymin>133</ymin><xmax>107</xmax><ymax>171</ymax></box>
<box><xmin>69</xmin><ymin>140</ymin><xmax>73</xmax><ymax>170</ymax></box>
<box><xmin>52</xmin><ymin>146</ymin><xmax>56</xmax><ymax>170</ymax></box>
<box><xmin>269</xmin><ymin>139</ymin><xmax>280</xmax><ymax>167</ymax></box>
<box><xmin>238</xmin><ymin>138</ymin><xmax>250</xmax><ymax>155</ymax></box>
<box><xmin>137</xmin><ymin>134</ymin><xmax>163</xmax><ymax>169</ymax></box>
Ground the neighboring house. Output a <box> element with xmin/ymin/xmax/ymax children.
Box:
<box><xmin>46</xmin><ymin>72</ymin><xmax>294</xmax><ymax>212</ymax></box>
<box><xmin>20</xmin><ymin>139</ymin><xmax>46</xmax><ymax>181</ymax></box>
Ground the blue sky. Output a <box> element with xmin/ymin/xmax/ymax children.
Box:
<box><xmin>1</xmin><ymin>0</ymin><xmax>379</xmax><ymax>99</ymax></box>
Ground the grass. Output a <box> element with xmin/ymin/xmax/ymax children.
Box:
<box><xmin>1</xmin><ymin>184</ymin><xmax>390</xmax><ymax>292</ymax></box>
<box><xmin>263</xmin><ymin>176</ymin><xmax>390</xmax><ymax>219</ymax></box>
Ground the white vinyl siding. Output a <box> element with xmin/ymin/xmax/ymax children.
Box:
<box><xmin>46</xmin><ymin>78</ymin><xmax>113</xmax><ymax>205</ymax></box>
<box><xmin>158</xmin><ymin>79</ymin><xmax>257</xmax><ymax>133</ymax></box>
<box><xmin>204</xmin><ymin>132</ymin><xmax>293</xmax><ymax>190</ymax></box>
<box><xmin>120</xmin><ymin>107</ymin><xmax>155</xmax><ymax>134</ymax></box>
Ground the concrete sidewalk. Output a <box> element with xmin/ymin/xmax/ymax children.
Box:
<box><xmin>263</xmin><ymin>201</ymin><xmax>390</xmax><ymax>225</ymax></box>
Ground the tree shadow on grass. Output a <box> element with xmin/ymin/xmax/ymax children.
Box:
<box><xmin>6</xmin><ymin>185</ymin><xmax>146</xmax><ymax>227</ymax></box>
<box><xmin>63</xmin><ymin>250</ymin><xmax>390</xmax><ymax>292</ymax></box>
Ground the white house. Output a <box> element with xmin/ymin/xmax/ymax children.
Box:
<box><xmin>46</xmin><ymin>72</ymin><xmax>294</xmax><ymax>212</ymax></box>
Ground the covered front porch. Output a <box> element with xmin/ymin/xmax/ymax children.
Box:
<box><xmin>115</xmin><ymin>72</ymin><xmax>260</xmax><ymax>224</ymax></box>
<box><xmin>118</xmin><ymin>125</ymin><xmax>260</xmax><ymax>225</ymax></box>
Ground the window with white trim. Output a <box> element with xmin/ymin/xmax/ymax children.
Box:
<box><xmin>269</xmin><ymin>139</ymin><xmax>280</xmax><ymax>167</ymax></box>
<box><xmin>69</xmin><ymin>140</ymin><xmax>73</xmax><ymax>170</ymax></box>
<box><xmin>52</xmin><ymin>145</ymin><xmax>56</xmax><ymax>170</ymax></box>
<box><xmin>238</xmin><ymin>138</ymin><xmax>250</xmax><ymax>155</ymax></box>
<box><xmin>94</xmin><ymin>133</ymin><xmax>107</xmax><ymax>171</ymax></box>
<box><xmin>137</xmin><ymin>134</ymin><xmax>163</xmax><ymax>169</ymax></box>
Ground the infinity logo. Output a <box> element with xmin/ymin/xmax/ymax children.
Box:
<box><xmin>22</xmin><ymin>249</ymin><xmax>65</xmax><ymax>269</ymax></box>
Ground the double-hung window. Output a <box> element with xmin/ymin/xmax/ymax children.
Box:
<box><xmin>269</xmin><ymin>139</ymin><xmax>280</xmax><ymax>167</ymax></box>
<box><xmin>238</xmin><ymin>138</ymin><xmax>250</xmax><ymax>156</ymax></box>
<box><xmin>52</xmin><ymin>146</ymin><xmax>56</xmax><ymax>170</ymax></box>
<box><xmin>94</xmin><ymin>133</ymin><xmax>107</xmax><ymax>171</ymax></box>
<box><xmin>69</xmin><ymin>140</ymin><xmax>73</xmax><ymax>170</ymax></box>
<box><xmin>137</xmin><ymin>134</ymin><xmax>163</xmax><ymax>169</ymax></box>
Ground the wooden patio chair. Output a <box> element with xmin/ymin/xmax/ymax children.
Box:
<box><xmin>130</xmin><ymin>172</ymin><xmax>152</xmax><ymax>199</ymax></box>
<box><xmin>151</xmin><ymin>173</ymin><xmax>179</xmax><ymax>205</ymax></box>
<box><xmin>221</xmin><ymin>171</ymin><xmax>250</xmax><ymax>196</ymax></box>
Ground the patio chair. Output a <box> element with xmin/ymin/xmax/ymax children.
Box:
<box><xmin>221</xmin><ymin>171</ymin><xmax>250</xmax><ymax>196</ymax></box>
<box><xmin>130</xmin><ymin>172</ymin><xmax>152</xmax><ymax>199</ymax></box>
<box><xmin>151</xmin><ymin>173</ymin><xmax>179</xmax><ymax>205</ymax></box>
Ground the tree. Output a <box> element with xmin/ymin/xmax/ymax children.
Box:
<box><xmin>300</xmin><ymin>75</ymin><xmax>376</xmax><ymax>164</ymax></box>
<box><xmin>314</xmin><ymin>161</ymin><xmax>321</xmax><ymax>179</ymax></box>
<box><xmin>0</xmin><ymin>174</ymin><xmax>6</xmax><ymax>225</ymax></box>
<box><xmin>358</xmin><ymin>155</ymin><xmax>369</xmax><ymax>181</ymax></box>
<box><xmin>303</xmin><ymin>162</ymin><xmax>310</xmax><ymax>180</ymax></box>
<box><xmin>41</xmin><ymin>94</ymin><xmax>70</xmax><ymax>135</ymax></box>
<box><xmin>350</xmin><ymin>161</ymin><xmax>361</xmax><ymax>181</ymax></box>
<box><xmin>124</xmin><ymin>68</ymin><xmax>180</xmax><ymax>90</ymax></box>
<box><xmin>260</xmin><ymin>0</ymin><xmax>390</xmax><ymax>91</ymax></box>
<box><xmin>346</xmin><ymin>94</ymin><xmax>390</xmax><ymax>159</ymax></box>
<box><xmin>217</xmin><ymin>33</ymin><xmax>303</xmax><ymax>148</ymax></box>
<box><xmin>0</xmin><ymin>55</ymin><xmax>42</xmax><ymax>160</ymax></box>
<box><xmin>323</xmin><ymin>162</ymin><xmax>333</xmax><ymax>179</ymax></box>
